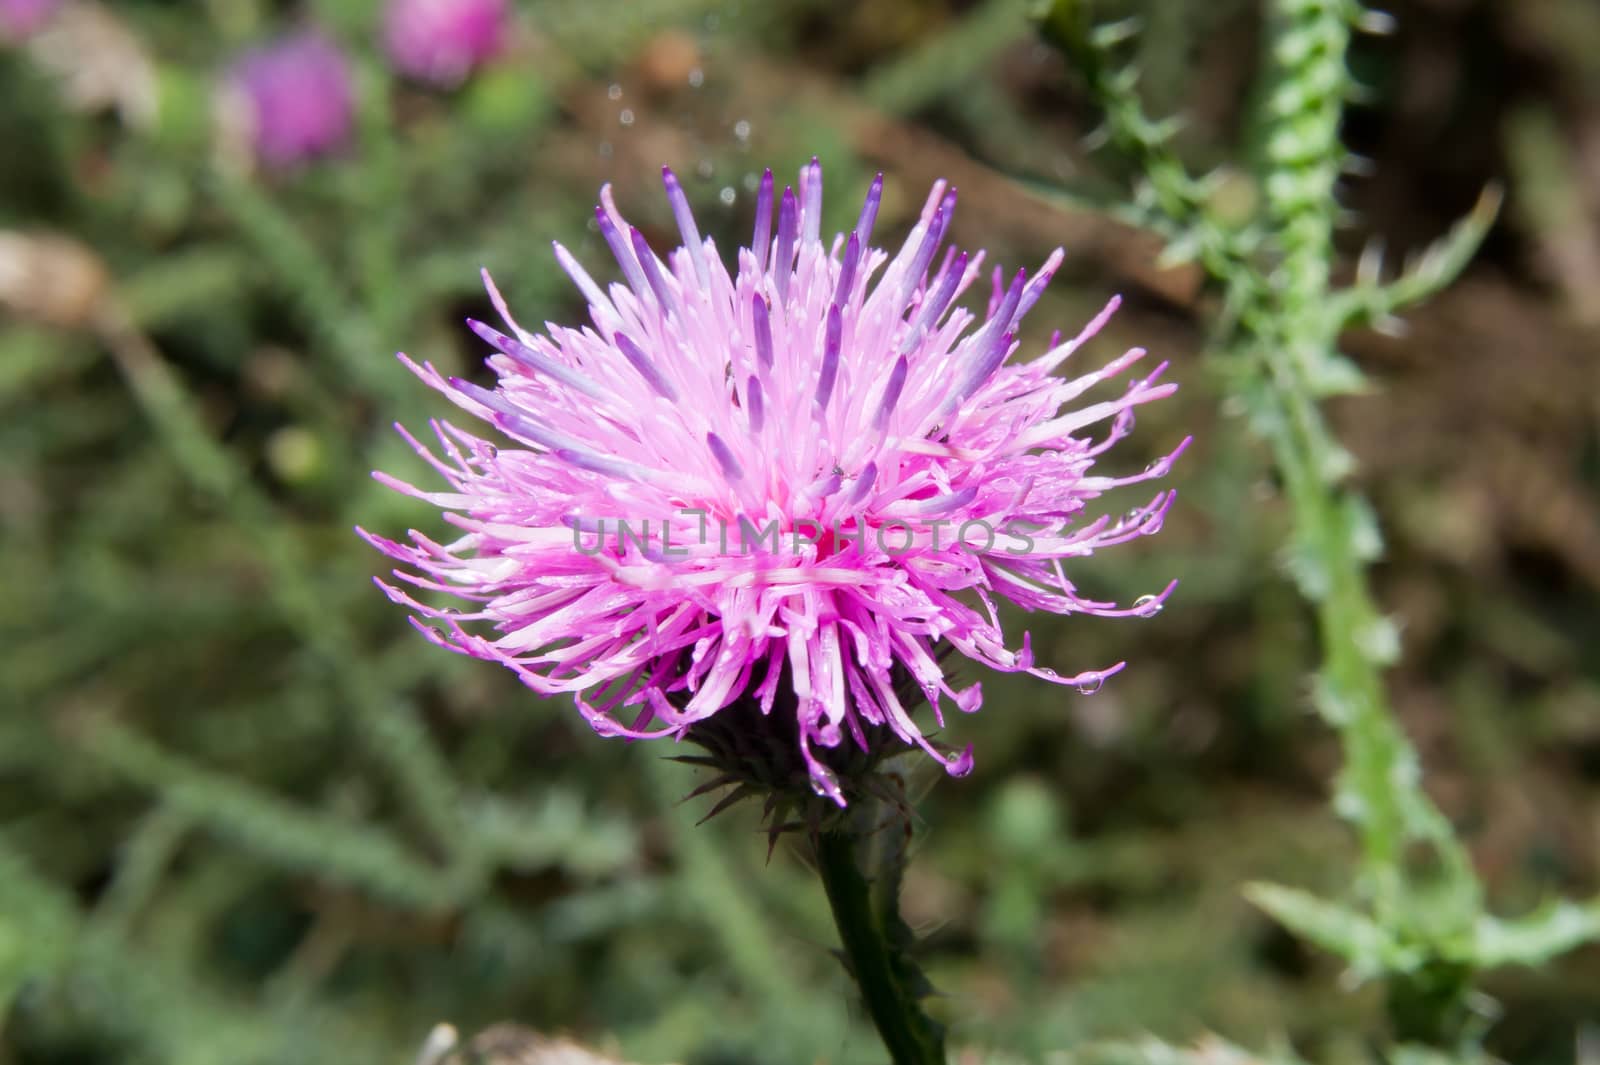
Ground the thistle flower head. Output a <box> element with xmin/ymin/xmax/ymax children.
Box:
<box><xmin>223</xmin><ymin>30</ymin><xmax>353</xmax><ymax>169</ymax></box>
<box><xmin>382</xmin><ymin>0</ymin><xmax>507</xmax><ymax>87</ymax></box>
<box><xmin>363</xmin><ymin>161</ymin><xmax>1186</xmax><ymax>807</ymax></box>
<box><xmin>0</xmin><ymin>0</ymin><xmax>59</xmax><ymax>38</ymax></box>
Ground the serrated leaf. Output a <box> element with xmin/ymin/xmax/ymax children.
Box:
<box><xmin>1245</xmin><ymin>881</ymin><xmax>1420</xmax><ymax>975</ymax></box>
<box><xmin>1331</xmin><ymin>185</ymin><xmax>1502</xmax><ymax>328</ymax></box>
<box><xmin>1470</xmin><ymin>899</ymin><xmax>1600</xmax><ymax>968</ymax></box>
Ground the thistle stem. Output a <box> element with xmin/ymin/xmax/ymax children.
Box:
<box><xmin>813</xmin><ymin>830</ymin><xmax>945</xmax><ymax>1065</ymax></box>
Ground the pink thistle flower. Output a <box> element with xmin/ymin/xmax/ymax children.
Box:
<box><xmin>382</xmin><ymin>0</ymin><xmax>507</xmax><ymax>87</ymax></box>
<box><xmin>223</xmin><ymin>30</ymin><xmax>354</xmax><ymax>169</ymax></box>
<box><xmin>0</xmin><ymin>0</ymin><xmax>60</xmax><ymax>38</ymax></box>
<box><xmin>362</xmin><ymin>162</ymin><xmax>1187</xmax><ymax>807</ymax></box>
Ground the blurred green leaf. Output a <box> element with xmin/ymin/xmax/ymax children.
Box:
<box><xmin>1245</xmin><ymin>882</ymin><xmax>1421</xmax><ymax>976</ymax></box>
<box><xmin>1470</xmin><ymin>899</ymin><xmax>1600</xmax><ymax>969</ymax></box>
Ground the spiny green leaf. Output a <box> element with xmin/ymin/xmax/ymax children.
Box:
<box><xmin>1245</xmin><ymin>881</ymin><xmax>1422</xmax><ymax>975</ymax></box>
<box><xmin>1469</xmin><ymin>899</ymin><xmax>1600</xmax><ymax>969</ymax></box>
<box><xmin>1330</xmin><ymin>186</ymin><xmax>1503</xmax><ymax>330</ymax></box>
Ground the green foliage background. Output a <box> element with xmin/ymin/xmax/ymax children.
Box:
<box><xmin>1</xmin><ymin>1</ymin><xmax>1597</xmax><ymax>1063</ymax></box>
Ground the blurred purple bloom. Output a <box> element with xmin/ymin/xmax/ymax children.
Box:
<box><xmin>383</xmin><ymin>0</ymin><xmax>507</xmax><ymax>86</ymax></box>
<box><xmin>226</xmin><ymin>30</ymin><xmax>353</xmax><ymax>168</ymax></box>
<box><xmin>0</xmin><ymin>0</ymin><xmax>61</xmax><ymax>38</ymax></box>
<box><xmin>362</xmin><ymin>161</ymin><xmax>1185</xmax><ymax>805</ymax></box>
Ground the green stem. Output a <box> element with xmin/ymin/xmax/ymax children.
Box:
<box><xmin>814</xmin><ymin>830</ymin><xmax>945</xmax><ymax>1065</ymax></box>
<box><xmin>1039</xmin><ymin>0</ymin><xmax>1497</xmax><ymax>1050</ymax></box>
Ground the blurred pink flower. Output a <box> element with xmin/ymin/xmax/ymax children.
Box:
<box><xmin>383</xmin><ymin>0</ymin><xmax>507</xmax><ymax>87</ymax></box>
<box><xmin>0</xmin><ymin>0</ymin><xmax>61</xmax><ymax>38</ymax></box>
<box><xmin>363</xmin><ymin>161</ymin><xmax>1185</xmax><ymax>805</ymax></box>
<box><xmin>224</xmin><ymin>30</ymin><xmax>353</xmax><ymax>168</ymax></box>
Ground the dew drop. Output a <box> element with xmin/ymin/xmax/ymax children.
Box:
<box><xmin>619</xmin><ymin>108</ymin><xmax>635</xmax><ymax>127</ymax></box>
<box><xmin>607</xmin><ymin>84</ymin><xmax>623</xmax><ymax>101</ymax></box>
<box><xmin>947</xmin><ymin>747</ymin><xmax>974</xmax><ymax>776</ymax></box>
<box><xmin>810</xmin><ymin>772</ymin><xmax>841</xmax><ymax>799</ymax></box>
<box><xmin>483</xmin><ymin>444</ymin><xmax>499</xmax><ymax>459</ymax></box>
<box><xmin>687</xmin><ymin>67</ymin><xmax>705</xmax><ymax>88</ymax></box>
<box><xmin>1037</xmin><ymin>667</ymin><xmax>1057</xmax><ymax>679</ymax></box>
<box><xmin>1144</xmin><ymin>457</ymin><xmax>1171</xmax><ymax>476</ymax></box>
<box><xmin>1132</xmin><ymin>593</ymin><xmax>1163</xmax><ymax>617</ymax></box>
<box><xmin>733</xmin><ymin>119</ymin><xmax>751</xmax><ymax>141</ymax></box>
<box><xmin>719</xmin><ymin>186</ymin><xmax>736</xmax><ymax>206</ymax></box>
<box><xmin>1076</xmin><ymin>675</ymin><xmax>1105</xmax><ymax>695</ymax></box>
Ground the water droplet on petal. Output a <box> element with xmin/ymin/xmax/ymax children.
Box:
<box><xmin>1037</xmin><ymin>667</ymin><xmax>1057</xmax><ymax>679</ymax></box>
<box><xmin>1076</xmin><ymin>675</ymin><xmax>1105</xmax><ymax>695</ymax></box>
<box><xmin>1132</xmin><ymin>593</ymin><xmax>1163</xmax><ymax>617</ymax></box>
<box><xmin>946</xmin><ymin>746</ymin><xmax>975</xmax><ymax>777</ymax></box>
<box><xmin>810</xmin><ymin>772</ymin><xmax>840</xmax><ymax>800</ymax></box>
